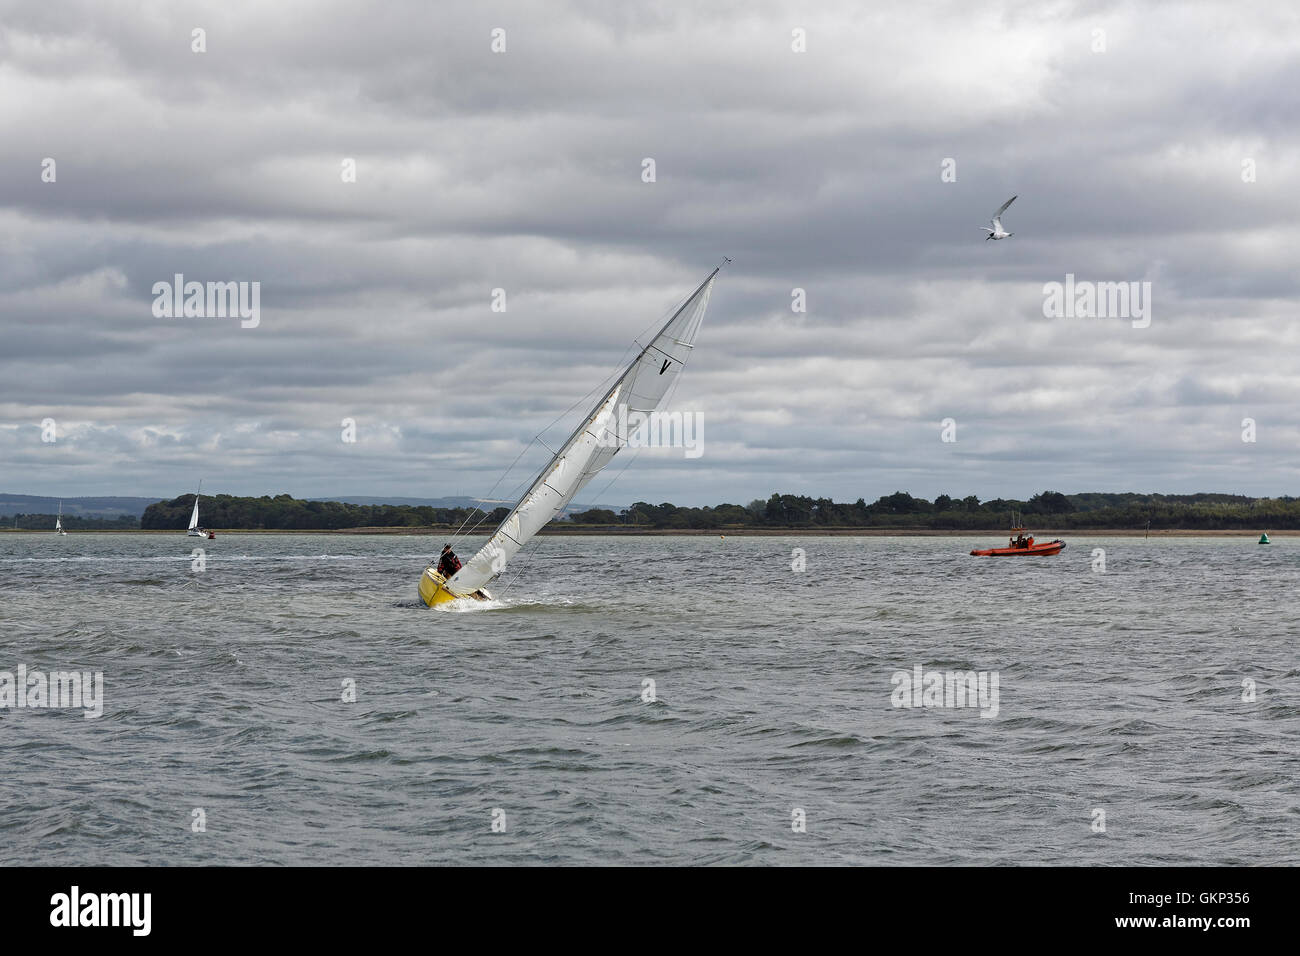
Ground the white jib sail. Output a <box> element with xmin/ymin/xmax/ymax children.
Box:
<box><xmin>445</xmin><ymin>267</ymin><xmax>718</xmax><ymax>596</ymax></box>
<box><xmin>189</xmin><ymin>496</ymin><xmax>200</xmax><ymax>530</ymax></box>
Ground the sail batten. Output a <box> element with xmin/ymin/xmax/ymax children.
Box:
<box><xmin>444</xmin><ymin>268</ymin><xmax>718</xmax><ymax>596</ymax></box>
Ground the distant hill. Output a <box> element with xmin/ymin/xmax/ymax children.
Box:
<box><xmin>0</xmin><ymin>494</ymin><xmax>163</xmax><ymax>518</ymax></box>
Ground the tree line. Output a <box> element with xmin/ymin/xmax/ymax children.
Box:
<box><xmin>2</xmin><ymin>513</ymin><xmax>139</xmax><ymax>531</ymax></box>
<box><xmin>141</xmin><ymin>494</ymin><xmax>511</xmax><ymax>530</ymax></box>
<box><xmin>122</xmin><ymin>490</ymin><xmax>1299</xmax><ymax>531</ymax></box>
<box><xmin>588</xmin><ymin>491</ymin><xmax>1293</xmax><ymax>529</ymax></box>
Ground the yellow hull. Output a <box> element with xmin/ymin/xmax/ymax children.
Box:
<box><xmin>418</xmin><ymin>568</ymin><xmax>491</xmax><ymax>607</ymax></box>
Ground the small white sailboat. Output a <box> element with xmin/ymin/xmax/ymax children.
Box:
<box><xmin>55</xmin><ymin>501</ymin><xmax>67</xmax><ymax>536</ymax></box>
<box><xmin>419</xmin><ymin>263</ymin><xmax>722</xmax><ymax>606</ymax></box>
<box><xmin>187</xmin><ymin>481</ymin><xmax>213</xmax><ymax>538</ymax></box>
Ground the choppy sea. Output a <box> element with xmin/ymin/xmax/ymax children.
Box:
<box><xmin>1</xmin><ymin>532</ymin><xmax>1296</xmax><ymax>865</ymax></box>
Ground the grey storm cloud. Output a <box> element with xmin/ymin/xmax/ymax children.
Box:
<box><xmin>2</xmin><ymin>0</ymin><xmax>1300</xmax><ymax>505</ymax></box>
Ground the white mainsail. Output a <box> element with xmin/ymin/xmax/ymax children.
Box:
<box><xmin>188</xmin><ymin>483</ymin><xmax>201</xmax><ymax>531</ymax></box>
<box><xmin>55</xmin><ymin>501</ymin><xmax>64</xmax><ymax>534</ymax></box>
<box><xmin>444</xmin><ymin>267</ymin><xmax>718</xmax><ymax>596</ymax></box>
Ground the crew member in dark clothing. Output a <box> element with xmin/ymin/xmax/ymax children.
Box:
<box><xmin>436</xmin><ymin>544</ymin><xmax>462</xmax><ymax>578</ymax></box>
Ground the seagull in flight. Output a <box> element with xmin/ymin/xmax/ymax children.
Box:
<box><xmin>982</xmin><ymin>195</ymin><xmax>1017</xmax><ymax>240</ymax></box>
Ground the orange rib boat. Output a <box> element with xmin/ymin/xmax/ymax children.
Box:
<box><xmin>970</xmin><ymin>525</ymin><xmax>1065</xmax><ymax>557</ymax></box>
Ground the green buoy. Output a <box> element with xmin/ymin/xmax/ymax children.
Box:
<box><xmin>1259</xmin><ymin>532</ymin><xmax>1270</xmax><ymax>544</ymax></box>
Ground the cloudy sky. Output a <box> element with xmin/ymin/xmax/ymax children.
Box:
<box><xmin>2</xmin><ymin>0</ymin><xmax>1298</xmax><ymax>507</ymax></box>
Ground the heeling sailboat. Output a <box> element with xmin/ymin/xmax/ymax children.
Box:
<box><xmin>419</xmin><ymin>264</ymin><xmax>723</xmax><ymax>607</ymax></box>
<box><xmin>55</xmin><ymin>501</ymin><xmax>67</xmax><ymax>536</ymax></box>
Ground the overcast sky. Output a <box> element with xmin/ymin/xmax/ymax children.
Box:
<box><xmin>2</xmin><ymin>0</ymin><xmax>1298</xmax><ymax>507</ymax></box>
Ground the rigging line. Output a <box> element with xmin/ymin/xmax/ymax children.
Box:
<box><xmin>494</xmin><ymin>531</ymin><xmax>540</xmax><ymax>598</ymax></box>
<box><xmin>452</xmin><ymin>510</ymin><xmax>494</xmax><ymax>542</ymax></box>
<box><xmin>452</xmin><ymin>488</ymin><xmax>521</xmax><ymax>544</ymax></box>
<box><xmin>578</xmin><ymin>330</ymin><xmax>698</xmax><ymax>514</ymax></box>
<box><xmin>448</xmin><ymin>342</ymin><xmax>642</xmax><ymax>548</ymax></box>
<box><xmin>583</xmin><ymin>445</ymin><xmax>644</xmax><ymax>515</ymax></box>
<box><xmin>449</xmin><ymin>370</ymin><xmax>610</xmax><ymax>541</ymax></box>
<box><xmin>485</xmin><ymin>508</ymin><xmax>546</xmax><ymax>601</ymax></box>
<box><xmin>447</xmin><ymin>438</ymin><xmax>538</xmax><ymax>543</ymax></box>
<box><xmin>495</xmin><ymin>486</ymin><xmax>591</xmax><ymax>599</ymax></box>
<box><xmin>527</xmin><ymin>335</ymin><xmax>644</xmax><ymax>442</ymax></box>
<box><xmin>445</xmin><ymin>348</ymin><xmax>635</xmax><ymax>546</ymax></box>
<box><xmin>451</xmin><ymin>439</ymin><xmax>555</xmax><ymax>546</ymax></box>
<box><xmin>627</xmin><ymin>278</ymin><xmax>701</xmax><ymax>350</ymax></box>
<box><xmin>445</xmin><ymin>273</ymin><xmax>701</xmax><ymax>550</ymax></box>
<box><xmin>453</xmin><ymin>465</ymin><xmax>532</xmax><ymax>541</ymax></box>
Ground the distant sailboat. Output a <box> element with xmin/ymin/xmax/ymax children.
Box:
<box><xmin>187</xmin><ymin>481</ymin><xmax>214</xmax><ymax>538</ymax></box>
<box><xmin>419</xmin><ymin>264</ymin><xmax>722</xmax><ymax>606</ymax></box>
<box><xmin>55</xmin><ymin>501</ymin><xmax>67</xmax><ymax>536</ymax></box>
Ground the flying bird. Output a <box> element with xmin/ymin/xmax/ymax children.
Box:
<box><xmin>981</xmin><ymin>195</ymin><xmax>1017</xmax><ymax>240</ymax></box>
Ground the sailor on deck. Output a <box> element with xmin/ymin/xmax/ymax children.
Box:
<box><xmin>436</xmin><ymin>544</ymin><xmax>462</xmax><ymax>578</ymax></box>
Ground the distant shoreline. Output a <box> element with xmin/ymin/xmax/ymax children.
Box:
<box><xmin>0</xmin><ymin>527</ymin><xmax>1286</xmax><ymax>537</ymax></box>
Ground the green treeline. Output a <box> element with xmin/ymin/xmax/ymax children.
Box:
<box><xmin>588</xmin><ymin>491</ymin><xmax>1294</xmax><ymax>529</ymax></box>
<box><xmin>127</xmin><ymin>490</ymin><xmax>1299</xmax><ymax>530</ymax></box>
<box><xmin>141</xmin><ymin>494</ymin><xmax>510</xmax><ymax>530</ymax></box>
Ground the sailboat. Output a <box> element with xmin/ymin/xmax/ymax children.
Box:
<box><xmin>55</xmin><ymin>501</ymin><xmax>67</xmax><ymax>536</ymax></box>
<box><xmin>419</xmin><ymin>264</ymin><xmax>722</xmax><ymax>607</ymax></box>
<box><xmin>187</xmin><ymin>482</ymin><xmax>214</xmax><ymax>539</ymax></box>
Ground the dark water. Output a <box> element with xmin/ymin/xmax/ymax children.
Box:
<box><xmin>1</xmin><ymin>532</ymin><xmax>1296</xmax><ymax>865</ymax></box>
